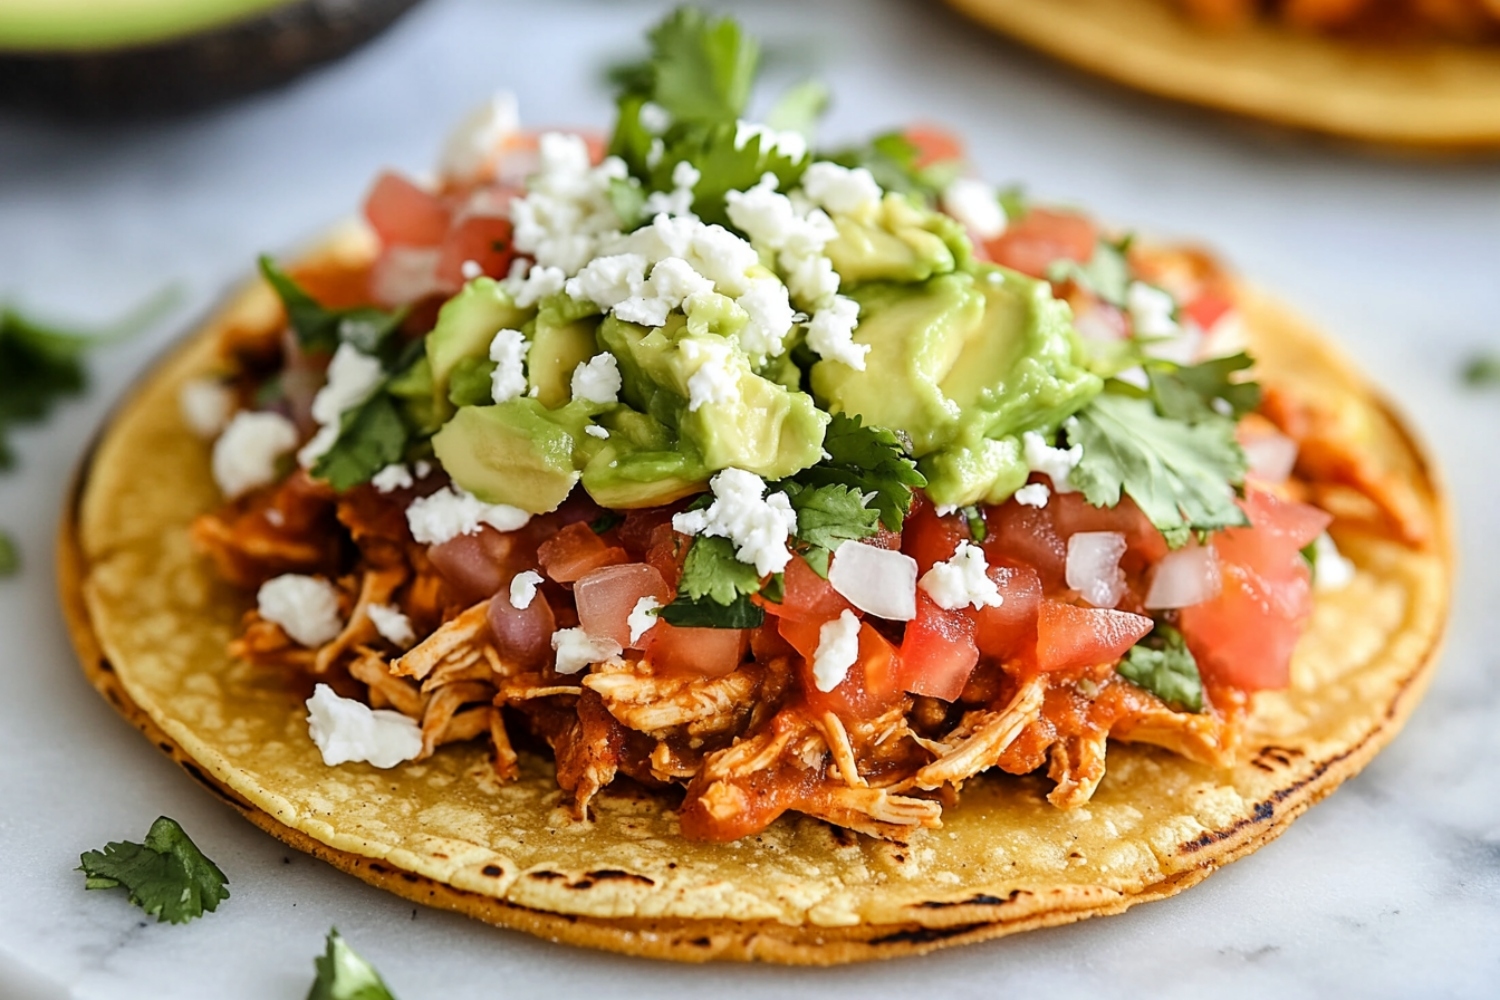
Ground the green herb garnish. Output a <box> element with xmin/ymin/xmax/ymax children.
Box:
<box><xmin>1117</xmin><ymin>624</ymin><xmax>1204</xmax><ymax>712</ymax></box>
<box><xmin>1047</xmin><ymin>237</ymin><xmax>1131</xmax><ymax>307</ymax></box>
<box><xmin>308</xmin><ymin>929</ymin><xmax>398</xmax><ymax>1000</ymax></box>
<box><xmin>786</xmin><ymin>413</ymin><xmax>925</xmax><ymax>532</ymax></box>
<box><xmin>78</xmin><ymin>816</ymin><xmax>229</xmax><ymax>924</ymax></box>
<box><xmin>259</xmin><ymin>256</ymin><xmax>405</xmax><ymax>356</ymax></box>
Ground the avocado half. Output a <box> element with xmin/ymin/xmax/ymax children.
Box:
<box><xmin>0</xmin><ymin>0</ymin><xmax>427</xmax><ymax>116</ymax></box>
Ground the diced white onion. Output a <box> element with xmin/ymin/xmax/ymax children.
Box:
<box><xmin>1242</xmin><ymin>431</ymin><xmax>1299</xmax><ymax>485</ymax></box>
<box><xmin>1065</xmin><ymin>531</ymin><xmax>1128</xmax><ymax>609</ymax></box>
<box><xmin>827</xmin><ymin>541</ymin><xmax>918</xmax><ymax>621</ymax></box>
<box><xmin>1144</xmin><ymin>545</ymin><xmax>1222</xmax><ymax>610</ymax></box>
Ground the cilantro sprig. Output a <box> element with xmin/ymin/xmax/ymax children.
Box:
<box><xmin>78</xmin><ymin>816</ymin><xmax>229</xmax><ymax>924</ymax></box>
<box><xmin>661</xmin><ymin>414</ymin><xmax>925</xmax><ymax>624</ymax></box>
<box><xmin>1047</xmin><ymin>237</ymin><xmax>1131</xmax><ymax>307</ymax></box>
<box><xmin>1118</xmin><ymin>624</ymin><xmax>1204</xmax><ymax>712</ymax></box>
<box><xmin>258</xmin><ymin>256</ymin><xmax>405</xmax><ymax>357</ymax></box>
<box><xmin>309</xmin><ymin>929</ymin><xmax>399</xmax><ymax>1000</ymax></box>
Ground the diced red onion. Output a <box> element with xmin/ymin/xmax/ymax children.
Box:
<box><xmin>1242</xmin><ymin>430</ymin><xmax>1299</xmax><ymax>485</ymax></box>
<box><xmin>487</xmin><ymin>588</ymin><xmax>556</xmax><ymax>670</ymax></box>
<box><xmin>1144</xmin><ymin>544</ymin><xmax>1222</xmax><ymax>609</ymax></box>
<box><xmin>1065</xmin><ymin>531</ymin><xmax>1128</xmax><ymax>609</ymax></box>
<box><xmin>428</xmin><ymin>526</ymin><xmax>515</xmax><ymax>604</ymax></box>
<box><xmin>574</xmin><ymin>562</ymin><xmax>670</xmax><ymax>649</ymax></box>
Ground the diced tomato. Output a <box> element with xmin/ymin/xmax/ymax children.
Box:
<box><xmin>899</xmin><ymin>593</ymin><xmax>979</xmax><ymax>701</ymax></box>
<box><xmin>643</xmin><ymin>523</ymin><xmax>688</xmax><ymax>592</ymax></box>
<box><xmin>644</xmin><ymin>622</ymin><xmax>747</xmax><ymax>677</ymax></box>
<box><xmin>984</xmin><ymin>500</ymin><xmax>1068</xmax><ymax>591</ymax></box>
<box><xmin>537</xmin><ymin>521</ymin><xmax>629</xmax><ymax>583</ymax></box>
<box><xmin>1177</xmin><ymin>488</ymin><xmax>1328</xmax><ymax>692</ymax></box>
<box><xmin>1179</xmin><ymin>564</ymin><xmax>1308</xmax><ymax>692</ymax></box>
<box><xmin>363</xmin><ymin>171</ymin><xmax>451</xmax><ymax>248</ymax></box>
<box><xmin>574</xmin><ymin>562</ymin><xmax>671</xmax><ymax>649</ymax></box>
<box><xmin>985</xmin><ymin>208</ymin><xmax>1097</xmax><ymax>279</ymax></box>
<box><xmin>973</xmin><ymin>559</ymin><xmax>1043</xmax><ymax>660</ymax></box>
<box><xmin>760</xmin><ymin>555</ymin><xmax>851</xmax><ymax>623</ymax></box>
<box><xmin>1182</xmin><ymin>289</ymin><xmax>1234</xmax><ymax>332</ymax></box>
<box><xmin>794</xmin><ymin>619</ymin><xmax>904</xmax><ymax>719</ymax></box>
<box><xmin>1033</xmin><ymin>601</ymin><xmax>1153</xmax><ymax>674</ymax></box>
<box><xmin>435</xmin><ymin>214</ymin><xmax>514</xmax><ymax>288</ymax></box>
<box><xmin>618</xmin><ymin>507</ymin><xmax>678</xmax><ymax>559</ymax></box>
<box><xmin>901</xmin><ymin>499</ymin><xmax>968</xmax><ymax>574</ymax></box>
<box><xmin>904</xmin><ymin>124</ymin><xmax>965</xmax><ymax>168</ymax></box>
<box><xmin>1213</xmin><ymin>489</ymin><xmax>1331</xmax><ymax>580</ymax></box>
<box><xmin>1047</xmin><ymin>490</ymin><xmax>1169</xmax><ymax>565</ymax></box>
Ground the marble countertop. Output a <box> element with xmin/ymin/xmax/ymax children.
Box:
<box><xmin>2</xmin><ymin>0</ymin><xmax>1498</xmax><ymax>995</ymax></box>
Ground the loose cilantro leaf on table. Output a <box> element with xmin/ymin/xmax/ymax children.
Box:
<box><xmin>1463</xmin><ymin>353</ymin><xmax>1500</xmax><ymax>388</ymax></box>
<box><xmin>1068</xmin><ymin>393</ymin><xmax>1248</xmax><ymax>547</ymax></box>
<box><xmin>259</xmin><ymin>256</ymin><xmax>405</xmax><ymax>356</ymax></box>
<box><xmin>78</xmin><ymin>816</ymin><xmax>229</xmax><ymax>924</ymax></box>
<box><xmin>1118</xmin><ymin>624</ymin><xmax>1204</xmax><ymax>712</ymax></box>
<box><xmin>789</xmin><ymin>413</ymin><xmax>926</xmax><ymax>531</ymax></box>
<box><xmin>308</xmin><ymin>929</ymin><xmax>398</xmax><ymax>1000</ymax></box>
<box><xmin>0</xmin><ymin>532</ymin><xmax>18</xmax><ymax>577</ymax></box>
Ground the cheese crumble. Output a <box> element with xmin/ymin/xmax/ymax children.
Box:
<box><xmin>305</xmin><ymin>683</ymin><xmax>423</xmax><ymax>769</ymax></box>
<box><xmin>211</xmin><ymin>410</ymin><xmax>298</xmax><ymax>499</ymax></box>
<box><xmin>813</xmin><ymin>609</ymin><xmax>861</xmax><ymax>692</ymax></box>
<box><xmin>919</xmin><ymin>541</ymin><xmax>1003</xmax><ymax>611</ymax></box>
<box><xmin>672</xmin><ymin>468</ymin><xmax>797</xmax><ymax>576</ymax></box>
<box><xmin>366</xmin><ymin>603</ymin><xmax>416</xmax><ymax>649</ymax></box>
<box><xmin>510</xmin><ymin>570</ymin><xmax>544</xmax><ymax>610</ymax></box>
<box><xmin>258</xmin><ymin>574</ymin><xmax>344</xmax><ymax>647</ymax></box>
<box><xmin>552</xmin><ymin>627</ymin><xmax>623</xmax><ymax>675</ymax></box>
<box><xmin>405</xmin><ymin>486</ymin><xmax>531</xmax><ymax>545</ymax></box>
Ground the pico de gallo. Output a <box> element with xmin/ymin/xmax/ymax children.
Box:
<box><xmin>186</xmin><ymin>9</ymin><xmax>1398</xmax><ymax>844</ymax></box>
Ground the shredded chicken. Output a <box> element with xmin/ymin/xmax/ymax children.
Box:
<box><xmin>390</xmin><ymin>601</ymin><xmax>493</xmax><ymax>682</ymax></box>
<box><xmin>347</xmin><ymin>648</ymin><xmax>425</xmax><ymax>717</ymax></box>
<box><xmin>314</xmin><ymin>567</ymin><xmax>407</xmax><ymax>674</ymax></box>
<box><xmin>798</xmin><ymin>786</ymin><xmax>943</xmax><ymax>842</ymax></box>
<box><xmin>914</xmin><ymin>676</ymin><xmax>1048</xmax><ymax>791</ymax></box>
<box><xmin>1113</xmin><ymin>707</ymin><xmax>1239</xmax><ymax>769</ymax></box>
<box><xmin>582</xmin><ymin>660</ymin><xmax>759</xmax><ymax>738</ymax></box>
<box><xmin>419</xmin><ymin>681</ymin><xmax>494</xmax><ymax>758</ymax></box>
<box><xmin>814</xmin><ymin>711</ymin><xmax>867</xmax><ymax>789</ymax></box>
<box><xmin>1046</xmin><ymin>732</ymin><xmax>1110</xmax><ymax>809</ymax></box>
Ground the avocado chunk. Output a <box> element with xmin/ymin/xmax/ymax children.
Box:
<box><xmin>528</xmin><ymin>313</ymin><xmax>601</xmax><ymax>409</ymax></box>
<box><xmin>811</xmin><ymin>267</ymin><xmax>1101</xmax><ymax>507</ymax></box>
<box><xmin>425</xmin><ymin>278</ymin><xmax>531</xmax><ymax>420</ymax></box>
<box><xmin>597</xmin><ymin>313</ymin><xmax>827</xmax><ymax>482</ymax></box>
<box><xmin>823</xmin><ymin>193</ymin><xmax>971</xmax><ymax>287</ymax></box>
<box><xmin>0</xmin><ymin>0</ymin><xmax>422</xmax><ymax>117</ymax></box>
<box><xmin>432</xmin><ymin>399</ymin><xmax>582</xmax><ymax>514</ymax></box>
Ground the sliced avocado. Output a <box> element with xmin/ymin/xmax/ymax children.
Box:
<box><xmin>811</xmin><ymin>267</ymin><xmax>1101</xmax><ymax>507</ymax></box>
<box><xmin>0</xmin><ymin>0</ymin><xmax>423</xmax><ymax>116</ymax></box>
<box><xmin>426</xmin><ymin>278</ymin><xmax>530</xmax><ymax>421</ymax></box>
<box><xmin>528</xmin><ymin>315</ymin><xmax>600</xmax><ymax>409</ymax></box>
<box><xmin>597</xmin><ymin>313</ymin><xmax>827</xmax><ymax>482</ymax></box>
<box><xmin>432</xmin><ymin>400</ymin><xmax>581</xmax><ymax>514</ymax></box>
<box><xmin>823</xmin><ymin>194</ymin><xmax>971</xmax><ymax>287</ymax></box>
<box><xmin>580</xmin><ymin>407</ymin><xmax>706</xmax><ymax>508</ymax></box>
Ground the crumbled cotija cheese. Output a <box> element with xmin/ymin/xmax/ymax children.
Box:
<box><xmin>405</xmin><ymin>486</ymin><xmax>531</xmax><ymax>545</ymax></box>
<box><xmin>305</xmin><ymin>683</ymin><xmax>423</xmax><ymax>768</ymax></box>
<box><xmin>366</xmin><ymin>603</ymin><xmax>416</xmax><ymax>648</ymax></box>
<box><xmin>919</xmin><ymin>541</ymin><xmax>1003</xmax><ymax>611</ymax></box>
<box><xmin>257</xmin><ymin>574</ymin><xmax>344</xmax><ymax>647</ymax></box>
<box><xmin>812</xmin><ymin>609</ymin><xmax>861</xmax><ymax>692</ymax></box>
<box><xmin>672</xmin><ymin>468</ymin><xmax>797</xmax><ymax>576</ymax></box>
<box><xmin>211</xmin><ymin>410</ymin><xmax>299</xmax><ymax>499</ymax></box>
<box><xmin>552</xmin><ymin>627</ymin><xmax>623</xmax><ymax>675</ymax></box>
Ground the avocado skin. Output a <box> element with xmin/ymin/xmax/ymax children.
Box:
<box><xmin>0</xmin><ymin>0</ymin><xmax>425</xmax><ymax>117</ymax></box>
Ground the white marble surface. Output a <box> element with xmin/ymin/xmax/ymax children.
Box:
<box><xmin>2</xmin><ymin>0</ymin><xmax>1498</xmax><ymax>995</ymax></box>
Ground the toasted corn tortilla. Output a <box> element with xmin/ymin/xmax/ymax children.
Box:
<box><xmin>57</xmin><ymin>228</ymin><xmax>1450</xmax><ymax>963</ymax></box>
<box><xmin>943</xmin><ymin>0</ymin><xmax>1500</xmax><ymax>150</ymax></box>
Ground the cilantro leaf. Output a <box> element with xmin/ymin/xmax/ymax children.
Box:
<box><xmin>659</xmin><ymin>592</ymin><xmax>765</xmax><ymax>629</ymax></box>
<box><xmin>0</xmin><ymin>531</ymin><xmax>18</xmax><ymax>577</ymax></box>
<box><xmin>1068</xmin><ymin>393</ymin><xmax>1248</xmax><ymax>547</ymax></box>
<box><xmin>1047</xmin><ymin>237</ymin><xmax>1130</xmax><ymax>307</ymax></box>
<box><xmin>789</xmin><ymin>413</ymin><xmax>926</xmax><ymax>531</ymax></box>
<box><xmin>78</xmin><ymin>816</ymin><xmax>229</xmax><ymax>924</ymax></box>
<box><xmin>640</xmin><ymin>8</ymin><xmax>758</xmax><ymax>127</ymax></box>
<box><xmin>675</xmin><ymin>534</ymin><xmax>762</xmax><ymax>605</ymax></box>
<box><xmin>1147</xmin><ymin>353</ymin><xmax>1261</xmax><ymax>422</ymax></box>
<box><xmin>658</xmin><ymin>121</ymin><xmax>807</xmax><ymax>227</ymax></box>
<box><xmin>259</xmin><ymin>256</ymin><xmax>404</xmax><ymax>356</ymax></box>
<box><xmin>1117</xmin><ymin>624</ymin><xmax>1204</xmax><ymax>712</ymax></box>
<box><xmin>821</xmin><ymin>131</ymin><xmax>960</xmax><ymax>203</ymax></box>
<box><xmin>765</xmin><ymin>78</ymin><xmax>830</xmax><ymax>136</ymax></box>
<box><xmin>308</xmin><ymin>928</ymin><xmax>398</xmax><ymax>1000</ymax></box>
<box><xmin>311</xmin><ymin>393</ymin><xmax>410</xmax><ymax>492</ymax></box>
<box><xmin>778</xmin><ymin>481</ymin><xmax>880</xmax><ymax>576</ymax></box>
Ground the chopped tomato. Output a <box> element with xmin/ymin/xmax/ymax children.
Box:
<box><xmin>1178</xmin><ymin>488</ymin><xmax>1328</xmax><ymax>692</ymax></box>
<box><xmin>1047</xmin><ymin>490</ymin><xmax>1169</xmax><ymax>565</ymax></box>
<box><xmin>645</xmin><ymin>622</ymin><xmax>748</xmax><ymax>677</ymax></box>
<box><xmin>574</xmin><ymin>562</ymin><xmax>671</xmax><ymax>649</ymax></box>
<box><xmin>899</xmin><ymin>593</ymin><xmax>979</xmax><ymax>701</ymax></box>
<box><xmin>435</xmin><ymin>213</ymin><xmax>514</xmax><ymax>288</ymax></box>
<box><xmin>984</xmin><ymin>499</ymin><xmax>1068</xmax><ymax>591</ymax></box>
<box><xmin>1183</xmin><ymin>289</ymin><xmax>1234</xmax><ymax>332</ymax></box>
<box><xmin>904</xmin><ymin>124</ymin><xmax>965</xmax><ymax>168</ymax></box>
<box><xmin>973</xmin><ymin>559</ymin><xmax>1043</xmax><ymax>660</ymax></box>
<box><xmin>427</xmin><ymin>526</ymin><xmax>520</xmax><ymax>603</ymax></box>
<box><xmin>760</xmin><ymin>555</ymin><xmax>850</xmax><ymax>623</ymax></box>
<box><xmin>1033</xmin><ymin>601</ymin><xmax>1153</xmax><ymax>674</ymax></box>
<box><xmin>642</xmin><ymin>523</ymin><xmax>688</xmax><ymax>592</ymax></box>
<box><xmin>537</xmin><ymin>521</ymin><xmax>629</xmax><ymax>583</ymax></box>
<box><xmin>794</xmin><ymin>619</ymin><xmax>904</xmax><ymax>719</ymax></box>
<box><xmin>363</xmin><ymin>171</ymin><xmax>451</xmax><ymax>247</ymax></box>
<box><xmin>985</xmin><ymin>208</ymin><xmax>1097</xmax><ymax>279</ymax></box>
<box><xmin>901</xmin><ymin>499</ymin><xmax>968</xmax><ymax>573</ymax></box>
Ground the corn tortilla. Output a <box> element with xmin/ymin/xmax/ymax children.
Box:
<box><xmin>57</xmin><ymin>227</ymin><xmax>1451</xmax><ymax>963</ymax></box>
<box><xmin>943</xmin><ymin>0</ymin><xmax>1500</xmax><ymax>150</ymax></box>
